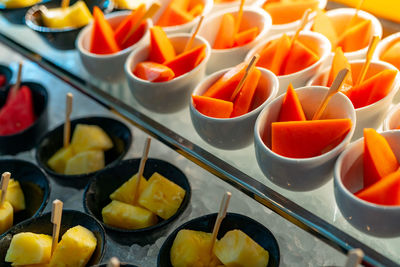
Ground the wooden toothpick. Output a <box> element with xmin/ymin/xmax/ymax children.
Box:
<box><xmin>51</xmin><ymin>199</ymin><xmax>63</xmax><ymax>255</ymax></box>
<box><xmin>230</xmin><ymin>54</ymin><xmax>260</xmax><ymax>102</ymax></box>
<box><xmin>183</xmin><ymin>16</ymin><xmax>204</xmax><ymax>53</ymax></box>
<box><xmin>234</xmin><ymin>0</ymin><xmax>245</xmax><ymax>34</ymax></box>
<box><xmin>63</xmin><ymin>93</ymin><xmax>73</xmax><ymax>148</ymax></box>
<box><xmin>355</xmin><ymin>35</ymin><xmax>380</xmax><ymax>86</ymax></box>
<box><xmin>107</xmin><ymin>257</ymin><xmax>120</xmax><ymax>267</ymax></box>
<box><xmin>312</xmin><ymin>68</ymin><xmax>350</xmax><ymax>120</ymax></box>
<box><xmin>9</xmin><ymin>61</ymin><xmax>23</xmax><ymax>100</ymax></box>
<box><xmin>133</xmin><ymin>137</ymin><xmax>152</xmax><ymax>204</ymax></box>
<box><xmin>335</xmin><ymin>0</ymin><xmax>365</xmax><ymax>47</ymax></box>
<box><xmin>210</xmin><ymin>192</ymin><xmax>232</xmax><ymax>254</ymax></box>
<box><xmin>122</xmin><ymin>2</ymin><xmax>161</xmax><ymax>45</ymax></box>
<box><xmin>0</xmin><ymin>172</ymin><xmax>11</xmax><ymax>206</ymax></box>
<box><xmin>344</xmin><ymin>249</ymin><xmax>364</xmax><ymax>267</ymax></box>
<box><xmin>290</xmin><ymin>8</ymin><xmax>312</xmax><ymax>46</ymax></box>
<box><xmin>61</xmin><ymin>0</ymin><xmax>70</xmax><ymax>8</ymax></box>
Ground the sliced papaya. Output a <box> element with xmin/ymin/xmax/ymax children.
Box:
<box><xmin>213</xmin><ymin>13</ymin><xmax>235</xmax><ymax>49</ymax></box>
<box><xmin>282</xmin><ymin>39</ymin><xmax>320</xmax><ymax>75</ymax></box>
<box><xmin>188</xmin><ymin>3</ymin><xmax>204</xmax><ymax>17</ymax></box>
<box><xmin>164</xmin><ymin>44</ymin><xmax>206</xmax><ymax>77</ymax></box>
<box><xmin>263</xmin><ymin>0</ymin><xmax>319</xmax><ymax>25</ymax></box>
<box><xmin>234</xmin><ymin>27</ymin><xmax>258</xmax><ymax>47</ymax></box>
<box><xmin>231</xmin><ymin>68</ymin><xmax>261</xmax><ymax>117</ymax></box>
<box><xmin>328</xmin><ymin>47</ymin><xmax>353</xmax><ymax>89</ymax></box>
<box><xmin>278</xmin><ymin>83</ymin><xmax>306</xmax><ymax>122</ymax></box>
<box><xmin>312</xmin><ymin>9</ymin><xmax>338</xmax><ymax>49</ymax></box>
<box><xmin>257</xmin><ymin>33</ymin><xmax>291</xmax><ymax>75</ymax></box>
<box><xmin>192</xmin><ymin>95</ymin><xmax>233</xmax><ymax>118</ymax></box>
<box><xmin>337</xmin><ymin>19</ymin><xmax>372</xmax><ymax>53</ymax></box>
<box><xmin>149</xmin><ymin>26</ymin><xmax>176</xmax><ymax>63</ymax></box>
<box><xmin>381</xmin><ymin>41</ymin><xmax>400</xmax><ymax>71</ymax></box>
<box><xmin>114</xmin><ymin>4</ymin><xmax>146</xmax><ymax>49</ymax></box>
<box><xmin>90</xmin><ymin>6</ymin><xmax>120</xmax><ymax>55</ymax></box>
<box><xmin>157</xmin><ymin>4</ymin><xmax>194</xmax><ymax>27</ymax></box>
<box><xmin>133</xmin><ymin>61</ymin><xmax>175</xmax><ymax>82</ymax></box>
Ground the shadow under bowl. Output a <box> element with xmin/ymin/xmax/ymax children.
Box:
<box><xmin>35</xmin><ymin>116</ymin><xmax>132</xmax><ymax>189</ymax></box>
<box><xmin>0</xmin><ymin>64</ymin><xmax>12</xmax><ymax>90</ymax></box>
<box><xmin>83</xmin><ymin>158</ymin><xmax>191</xmax><ymax>246</ymax></box>
<box><xmin>157</xmin><ymin>212</ymin><xmax>280</xmax><ymax>267</ymax></box>
<box><xmin>0</xmin><ymin>81</ymin><xmax>48</xmax><ymax>155</ymax></box>
<box><xmin>0</xmin><ymin>210</ymin><xmax>106</xmax><ymax>266</ymax></box>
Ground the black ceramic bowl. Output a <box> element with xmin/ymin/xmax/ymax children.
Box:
<box><xmin>0</xmin><ymin>64</ymin><xmax>12</xmax><ymax>90</ymax></box>
<box><xmin>83</xmin><ymin>158</ymin><xmax>191</xmax><ymax>246</ymax></box>
<box><xmin>35</xmin><ymin>116</ymin><xmax>132</xmax><ymax>189</ymax></box>
<box><xmin>0</xmin><ymin>210</ymin><xmax>106</xmax><ymax>266</ymax></box>
<box><xmin>0</xmin><ymin>0</ymin><xmax>49</xmax><ymax>25</ymax></box>
<box><xmin>0</xmin><ymin>159</ymin><xmax>50</xmax><ymax>235</ymax></box>
<box><xmin>0</xmin><ymin>81</ymin><xmax>48</xmax><ymax>155</ymax></box>
<box><xmin>158</xmin><ymin>213</ymin><xmax>280</xmax><ymax>267</ymax></box>
<box><xmin>25</xmin><ymin>0</ymin><xmax>113</xmax><ymax>50</ymax></box>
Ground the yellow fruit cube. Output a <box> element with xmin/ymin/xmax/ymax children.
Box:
<box><xmin>65</xmin><ymin>1</ymin><xmax>93</xmax><ymax>27</ymax></box>
<box><xmin>0</xmin><ymin>201</ymin><xmax>13</xmax><ymax>234</ymax></box>
<box><xmin>214</xmin><ymin>230</ymin><xmax>269</xmax><ymax>267</ymax></box>
<box><xmin>0</xmin><ymin>0</ymin><xmax>40</xmax><ymax>8</ymax></box>
<box><xmin>113</xmin><ymin>0</ymin><xmax>146</xmax><ymax>9</ymax></box>
<box><xmin>102</xmin><ymin>200</ymin><xmax>157</xmax><ymax>229</ymax></box>
<box><xmin>138</xmin><ymin>172</ymin><xmax>185</xmax><ymax>220</ymax></box>
<box><xmin>170</xmin><ymin>229</ymin><xmax>222</xmax><ymax>267</ymax></box>
<box><xmin>47</xmin><ymin>146</ymin><xmax>75</xmax><ymax>174</ymax></box>
<box><xmin>71</xmin><ymin>124</ymin><xmax>113</xmax><ymax>154</ymax></box>
<box><xmin>0</xmin><ymin>179</ymin><xmax>25</xmax><ymax>212</ymax></box>
<box><xmin>5</xmin><ymin>232</ymin><xmax>52</xmax><ymax>265</ymax></box>
<box><xmin>64</xmin><ymin>150</ymin><xmax>105</xmax><ymax>175</ymax></box>
<box><xmin>110</xmin><ymin>174</ymin><xmax>148</xmax><ymax>205</ymax></box>
<box><xmin>42</xmin><ymin>1</ymin><xmax>92</xmax><ymax>29</ymax></box>
<box><xmin>49</xmin><ymin>225</ymin><xmax>97</xmax><ymax>267</ymax></box>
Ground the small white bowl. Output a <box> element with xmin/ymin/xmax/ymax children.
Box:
<box><xmin>308</xmin><ymin>60</ymin><xmax>400</xmax><ymax>140</ymax></box>
<box><xmin>246</xmin><ymin>31</ymin><xmax>331</xmax><ymax>96</ymax></box>
<box><xmin>334</xmin><ymin>130</ymin><xmax>400</xmax><ymax>237</ymax></box>
<box><xmin>76</xmin><ymin>11</ymin><xmax>152</xmax><ymax>82</ymax></box>
<box><xmin>198</xmin><ymin>6</ymin><xmax>271</xmax><ymax>74</ymax></box>
<box><xmin>383</xmin><ymin>103</ymin><xmax>400</xmax><ymax>131</ymax></box>
<box><xmin>190</xmin><ymin>67</ymin><xmax>278</xmax><ymax>150</ymax></box>
<box><xmin>152</xmin><ymin>0</ymin><xmax>213</xmax><ymax>35</ymax></box>
<box><xmin>125</xmin><ymin>34</ymin><xmax>211</xmax><ymax>113</ymax></box>
<box><xmin>374</xmin><ymin>31</ymin><xmax>400</xmax><ymax>70</ymax></box>
<box><xmin>254</xmin><ymin>86</ymin><xmax>356</xmax><ymax>191</ymax></box>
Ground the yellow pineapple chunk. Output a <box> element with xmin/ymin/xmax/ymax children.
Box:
<box><xmin>49</xmin><ymin>225</ymin><xmax>97</xmax><ymax>267</ymax></box>
<box><xmin>47</xmin><ymin>146</ymin><xmax>75</xmax><ymax>174</ymax></box>
<box><xmin>113</xmin><ymin>0</ymin><xmax>146</xmax><ymax>9</ymax></box>
<box><xmin>214</xmin><ymin>230</ymin><xmax>269</xmax><ymax>267</ymax></box>
<box><xmin>5</xmin><ymin>233</ymin><xmax>52</xmax><ymax>265</ymax></box>
<box><xmin>102</xmin><ymin>200</ymin><xmax>157</xmax><ymax>229</ymax></box>
<box><xmin>170</xmin><ymin>229</ymin><xmax>222</xmax><ymax>267</ymax></box>
<box><xmin>110</xmin><ymin>174</ymin><xmax>148</xmax><ymax>205</ymax></box>
<box><xmin>64</xmin><ymin>150</ymin><xmax>105</xmax><ymax>175</ymax></box>
<box><xmin>0</xmin><ymin>201</ymin><xmax>13</xmax><ymax>234</ymax></box>
<box><xmin>42</xmin><ymin>1</ymin><xmax>93</xmax><ymax>29</ymax></box>
<box><xmin>70</xmin><ymin>124</ymin><xmax>113</xmax><ymax>154</ymax></box>
<box><xmin>14</xmin><ymin>264</ymin><xmax>49</xmax><ymax>267</ymax></box>
<box><xmin>138</xmin><ymin>172</ymin><xmax>185</xmax><ymax>220</ymax></box>
<box><xmin>0</xmin><ymin>179</ymin><xmax>25</xmax><ymax>212</ymax></box>
<box><xmin>0</xmin><ymin>0</ymin><xmax>40</xmax><ymax>8</ymax></box>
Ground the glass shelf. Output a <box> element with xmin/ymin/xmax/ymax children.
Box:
<box><xmin>0</xmin><ymin>1</ymin><xmax>399</xmax><ymax>266</ymax></box>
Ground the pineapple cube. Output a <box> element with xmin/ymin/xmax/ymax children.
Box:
<box><xmin>102</xmin><ymin>200</ymin><xmax>157</xmax><ymax>229</ymax></box>
<box><xmin>170</xmin><ymin>229</ymin><xmax>222</xmax><ymax>267</ymax></box>
<box><xmin>42</xmin><ymin>1</ymin><xmax>92</xmax><ymax>29</ymax></box>
<box><xmin>113</xmin><ymin>0</ymin><xmax>146</xmax><ymax>9</ymax></box>
<box><xmin>0</xmin><ymin>201</ymin><xmax>13</xmax><ymax>234</ymax></box>
<box><xmin>64</xmin><ymin>150</ymin><xmax>105</xmax><ymax>175</ymax></box>
<box><xmin>110</xmin><ymin>174</ymin><xmax>148</xmax><ymax>205</ymax></box>
<box><xmin>49</xmin><ymin>225</ymin><xmax>97</xmax><ymax>267</ymax></box>
<box><xmin>0</xmin><ymin>179</ymin><xmax>25</xmax><ymax>212</ymax></box>
<box><xmin>214</xmin><ymin>230</ymin><xmax>269</xmax><ymax>267</ymax></box>
<box><xmin>5</xmin><ymin>232</ymin><xmax>52</xmax><ymax>265</ymax></box>
<box><xmin>138</xmin><ymin>172</ymin><xmax>185</xmax><ymax>220</ymax></box>
<box><xmin>47</xmin><ymin>146</ymin><xmax>75</xmax><ymax>174</ymax></box>
<box><xmin>70</xmin><ymin>124</ymin><xmax>113</xmax><ymax>154</ymax></box>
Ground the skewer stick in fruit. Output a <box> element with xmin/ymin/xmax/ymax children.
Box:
<box><xmin>335</xmin><ymin>0</ymin><xmax>365</xmax><ymax>46</ymax></box>
<box><xmin>0</xmin><ymin>172</ymin><xmax>11</xmax><ymax>206</ymax></box>
<box><xmin>133</xmin><ymin>137</ymin><xmax>152</xmax><ymax>204</ymax></box>
<box><xmin>209</xmin><ymin>191</ymin><xmax>232</xmax><ymax>254</ymax></box>
<box><xmin>290</xmin><ymin>8</ymin><xmax>312</xmax><ymax>47</ymax></box>
<box><xmin>183</xmin><ymin>16</ymin><xmax>204</xmax><ymax>52</ymax></box>
<box><xmin>122</xmin><ymin>2</ymin><xmax>161</xmax><ymax>45</ymax></box>
<box><xmin>344</xmin><ymin>249</ymin><xmax>364</xmax><ymax>267</ymax></box>
<box><xmin>9</xmin><ymin>62</ymin><xmax>23</xmax><ymax>100</ymax></box>
<box><xmin>63</xmin><ymin>93</ymin><xmax>74</xmax><ymax>148</ymax></box>
<box><xmin>234</xmin><ymin>0</ymin><xmax>245</xmax><ymax>34</ymax></box>
<box><xmin>61</xmin><ymin>0</ymin><xmax>70</xmax><ymax>9</ymax></box>
<box><xmin>230</xmin><ymin>54</ymin><xmax>259</xmax><ymax>101</ymax></box>
<box><xmin>355</xmin><ymin>35</ymin><xmax>380</xmax><ymax>86</ymax></box>
<box><xmin>51</xmin><ymin>199</ymin><xmax>63</xmax><ymax>255</ymax></box>
<box><xmin>107</xmin><ymin>257</ymin><xmax>120</xmax><ymax>267</ymax></box>
<box><xmin>312</xmin><ymin>68</ymin><xmax>350</xmax><ymax>120</ymax></box>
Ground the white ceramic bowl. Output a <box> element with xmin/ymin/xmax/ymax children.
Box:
<box><xmin>308</xmin><ymin>60</ymin><xmax>400</xmax><ymax>140</ymax></box>
<box><xmin>125</xmin><ymin>34</ymin><xmax>211</xmax><ymax>113</ymax></box>
<box><xmin>152</xmin><ymin>0</ymin><xmax>213</xmax><ymax>35</ymax></box>
<box><xmin>374</xmin><ymin>31</ymin><xmax>400</xmax><ymax>69</ymax></box>
<box><xmin>334</xmin><ymin>130</ymin><xmax>400</xmax><ymax>237</ymax></box>
<box><xmin>246</xmin><ymin>31</ymin><xmax>331</xmax><ymax>96</ymax></box>
<box><xmin>383</xmin><ymin>103</ymin><xmax>400</xmax><ymax>131</ymax></box>
<box><xmin>198</xmin><ymin>6</ymin><xmax>271</xmax><ymax>74</ymax></box>
<box><xmin>76</xmin><ymin>11</ymin><xmax>152</xmax><ymax>82</ymax></box>
<box><xmin>254</xmin><ymin>86</ymin><xmax>356</xmax><ymax>191</ymax></box>
<box><xmin>190</xmin><ymin>67</ymin><xmax>278</xmax><ymax>150</ymax></box>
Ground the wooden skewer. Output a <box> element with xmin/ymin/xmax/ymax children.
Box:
<box><xmin>51</xmin><ymin>199</ymin><xmax>63</xmax><ymax>255</ymax></box>
<box><xmin>0</xmin><ymin>172</ymin><xmax>11</xmax><ymax>206</ymax></box>
<box><xmin>234</xmin><ymin>0</ymin><xmax>245</xmax><ymax>34</ymax></box>
<box><xmin>121</xmin><ymin>2</ymin><xmax>161</xmax><ymax>45</ymax></box>
<box><xmin>290</xmin><ymin>8</ymin><xmax>312</xmax><ymax>46</ymax></box>
<box><xmin>9</xmin><ymin>62</ymin><xmax>23</xmax><ymax>100</ymax></box>
<box><xmin>61</xmin><ymin>0</ymin><xmax>70</xmax><ymax>8</ymax></box>
<box><xmin>63</xmin><ymin>93</ymin><xmax>73</xmax><ymax>148</ymax></box>
<box><xmin>183</xmin><ymin>16</ymin><xmax>204</xmax><ymax>52</ymax></box>
<box><xmin>133</xmin><ymin>137</ymin><xmax>152</xmax><ymax>204</ymax></box>
<box><xmin>210</xmin><ymin>191</ymin><xmax>232</xmax><ymax>254</ymax></box>
<box><xmin>354</xmin><ymin>35</ymin><xmax>380</xmax><ymax>86</ymax></box>
<box><xmin>230</xmin><ymin>54</ymin><xmax>260</xmax><ymax>101</ymax></box>
<box><xmin>312</xmin><ymin>68</ymin><xmax>350</xmax><ymax>121</ymax></box>
<box><xmin>335</xmin><ymin>0</ymin><xmax>365</xmax><ymax>46</ymax></box>
<box><xmin>344</xmin><ymin>249</ymin><xmax>364</xmax><ymax>267</ymax></box>
<box><xmin>107</xmin><ymin>257</ymin><xmax>120</xmax><ymax>267</ymax></box>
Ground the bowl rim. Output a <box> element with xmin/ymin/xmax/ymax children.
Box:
<box><xmin>190</xmin><ymin>66</ymin><xmax>279</xmax><ymax>121</ymax></box>
<box><xmin>34</xmin><ymin>115</ymin><xmax>132</xmax><ymax>180</ymax></box>
<box><xmin>254</xmin><ymin>85</ymin><xmax>356</xmax><ymax>162</ymax></box>
<box><xmin>334</xmin><ymin>129</ymin><xmax>400</xmax><ymax>211</ymax></box>
<box><xmin>383</xmin><ymin>102</ymin><xmax>400</xmax><ymax>131</ymax></box>
<box><xmin>82</xmin><ymin>158</ymin><xmax>192</xmax><ymax>234</ymax></box>
<box><xmin>0</xmin><ymin>64</ymin><xmax>13</xmax><ymax>89</ymax></box>
<box><xmin>374</xmin><ymin>31</ymin><xmax>400</xmax><ymax>60</ymax></box>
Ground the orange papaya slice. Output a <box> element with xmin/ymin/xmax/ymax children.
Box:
<box><xmin>381</xmin><ymin>41</ymin><xmax>400</xmax><ymax>71</ymax></box>
<box><xmin>164</xmin><ymin>44</ymin><xmax>206</xmax><ymax>77</ymax></box>
<box><xmin>257</xmin><ymin>33</ymin><xmax>291</xmax><ymax>75</ymax></box>
<box><xmin>234</xmin><ymin>27</ymin><xmax>258</xmax><ymax>47</ymax></box>
<box><xmin>278</xmin><ymin>83</ymin><xmax>306</xmax><ymax>122</ymax></box>
<box><xmin>114</xmin><ymin>4</ymin><xmax>146</xmax><ymax>49</ymax></box>
<box><xmin>337</xmin><ymin>19</ymin><xmax>372</xmax><ymax>53</ymax></box>
<box><xmin>263</xmin><ymin>0</ymin><xmax>319</xmax><ymax>25</ymax></box>
<box><xmin>282</xmin><ymin>39</ymin><xmax>320</xmax><ymax>75</ymax></box>
<box><xmin>192</xmin><ymin>95</ymin><xmax>233</xmax><ymax>118</ymax></box>
<box><xmin>213</xmin><ymin>13</ymin><xmax>235</xmax><ymax>49</ymax></box>
<box><xmin>328</xmin><ymin>47</ymin><xmax>353</xmax><ymax>89</ymax></box>
<box><xmin>188</xmin><ymin>3</ymin><xmax>204</xmax><ymax>17</ymax></box>
<box><xmin>157</xmin><ymin>4</ymin><xmax>194</xmax><ymax>27</ymax></box>
<box><xmin>149</xmin><ymin>26</ymin><xmax>176</xmax><ymax>63</ymax></box>
<box><xmin>133</xmin><ymin>61</ymin><xmax>175</xmax><ymax>82</ymax></box>
<box><xmin>231</xmin><ymin>68</ymin><xmax>261</xmax><ymax>117</ymax></box>
<box><xmin>90</xmin><ymin>7</ymin><xmax>120</xmax><ymax>55</ymax></box>
<box><xmin>312</xmin><ymin>9</ymin><xmax>338</xmax><ymax>49</ymax></box>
